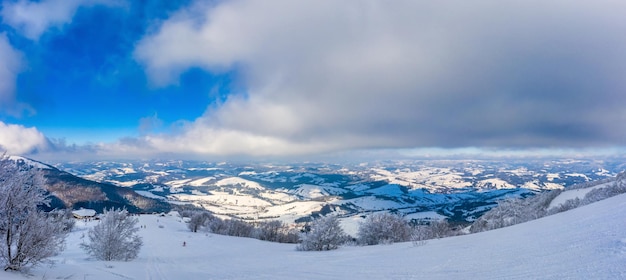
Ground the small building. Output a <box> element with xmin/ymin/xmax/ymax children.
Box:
<box><xmin>72</xmin><ymin>209</ymin><xmax>97</xmax><ymax>219</ymax></box>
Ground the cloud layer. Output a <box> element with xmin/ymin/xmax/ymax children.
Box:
<box><xmin>133</xmin><ymin>0</ymin><xmax>626</xmax><ymax>156</ymax></box>
<box><xmin>2</xmin><ymin>0</ymin><xmax>625</xmax><ymax>160</ymax></box>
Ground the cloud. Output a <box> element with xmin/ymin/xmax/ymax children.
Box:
<box><xmin>1</xmin><ymin>0</ymin><xmax>125</xmax><ymax>40</ymax></box>
<box><xmin>138</xmin><ymin>113</ymin><xmax>164</xmax><ymax>135</ymax></box>
<box><xmin>0</xmin><ymin>122</ymin><xmax>48</xmax><ymax>155</ymax></box>
<box><xmin>0</xmin><ymin>33</ymin><xmax>20</xmax><ymax>101</ymax></box>
<box><xmin>0</xmin><ymin>32</ymin><xmax>33</xmax><ymax>116</ymax></box>
<box><xmin>136</xmin><ymin>1</ymin><xmax>626</xmax><ymax>156</ymax></box>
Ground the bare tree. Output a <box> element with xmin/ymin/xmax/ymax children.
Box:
<box><xmin>297</xmin><ymin>216</ymin><xmax>346</xmax><ymax>251</ymax></box>
<box><xmin>81</xmin><ymin>208</ymin><xmax>143</xmax><ymax>261</ymax></box>
<box><xmin>0</xmin><ymin>155</ymin><xmax>67</xmax><ymax>271</ymax></box>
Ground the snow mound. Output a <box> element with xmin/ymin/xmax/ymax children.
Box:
<box><xmin>288</xmin><ymin>184</ymin><xmax>347</xmax><ymax>199</ymax></box>
<box><xmin>216</xmin><ymin>177</ymin><xmax>264</xmax><ymax>190</ymax></box>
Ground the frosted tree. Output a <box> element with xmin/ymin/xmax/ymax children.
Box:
<box><xmin>81</xmin><ymin>208</ymin><xmax>143</xmax><ymax>261</ymax></box>
<box><xmin>357</xmin><ymin>212</ymin><xmax>412</xmax><ymax>245</ymax></box>
<box><xmin>252</xmin><ymin>220</ymin><xmax>299</xmax><ymax>243</ymax></box>
<box><xmin>471</xmin><ymin>189</ymin><xmax>562</xmax><ymax>233</ymax></box>
<box><xmin>188</xmin><ymin>211</ymin><xmax>213</xmax><ymax>232</ymax></box>
<box><xmin>0</xmin><ymin>154</ymin><xmax>67</xmax><ymax>271</ymax></box>
<box><xmin>297</xmin><ymin>216</ymin><xmax>346</xmax><ymax>251</ymax></box>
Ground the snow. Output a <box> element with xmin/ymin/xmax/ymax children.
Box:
<box><xmin>477</xmin><ymin>178</ymin><xmax>515</xmax><ymax>189</ymax></box>
<box><xmin>135</xmin><ymin>191</ymin><xmax>166</xmax><ymax>201</ymax></box>
<box><xmin>8</xmin><ymin>155</ymin><xmax>52</xmax><ymax>169</ymax></box>
<box><xmin>171</xmin><ymin>191</ymin><xmax>272</xmax><ymax>207</ymax></box>
<box><xmin>108</xmin><ymin>179</ymin><xmax>142</xmax><ymax>187</ymax></box>
<box><xmin>548</xmin><ymin>182</ymin><xmax>612</xmax><ymax>209</ymax></box>
<box><xmin>164</xmin><ymin>178</ymin><xmax>193</xmax><ymax>188</ymax></box>
<box><xmin>188</xmin><ymin>177</ymin><xmax>215</xmax><ymax>186</ymax></box>
<box><xmin>261</xmin><ymin>201</ymin><xmax>326</xmax><ymax>220</ymax></box>
<box><xmin>546</xmin><ymin>173</ymin><xmax>560</xmax><ymax>181</ymax></box>
<box><xmin>215</xmin><ymin>177</ymin><xmax>264</xmax><ymax>190</ymax></box>
<box><xmin>565</xmin><ymin>173</ymin><xmax>590</xmax><ymax>180</ymax></box>
<box><xmin>403</xmin><ymin>211</ymin><xmax>446</xmax><ymax>221</ymax></box>
<box><xmin>369</xmin><ymin>167</ymin><xmax>472</xmax><ymax>191</ymax></box>
<box><xmin>287</xmin><ymin>184</ymin><xmax>347</xmax><ymax>199</ymax></box>
<box><xmin>72</xmin><ymin>209</ymin><xmax>96</xmax><ymax>217</ymax></box>
<box><xmin>4</xmin><ymin>194</ymin><xmax>626</xmax><ymax>279</ymax></box>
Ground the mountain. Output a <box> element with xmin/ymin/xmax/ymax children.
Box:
<box><xmin>8</xmin><ymin>156</ymin><xmax>170</xmax><ymax>213</ymax></box>
<box><xmin>50</xmin><ymin>158</ymin><xmax>625</xmax><ymax>223</ymax></box>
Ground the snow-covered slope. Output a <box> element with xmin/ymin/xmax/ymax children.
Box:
<box><xmin>4</xmin><ymin>193</ymin><xmax>626</xmax><ymax>279</ymax></box>
<box><xmin>548</xmin><ymin>181</ymin><xmax>613</xmax><ymax>209</ymax></box>
<box><xmin>8</xmin><ymin>155</ymin><xmax>53</xmax><ymax>169</ymax></box>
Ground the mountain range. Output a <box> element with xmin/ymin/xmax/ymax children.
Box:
<box><xmin>39</xmin><ymin>157</ymin><xmax>625</xmax><ymax>225</ymax></box>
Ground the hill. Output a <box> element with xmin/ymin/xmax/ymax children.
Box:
<box><xmin>8</xmin><ymin>156</ymin><xmax>170</xmax><ymax>213</ymax></box>
<box><xmin>3</xmin><ymin>192</ymin><xmax>625</xmax><ymax>279</ymax></box>
<box><xmin>51</xmin><ymin>158</ymin><xmax>626</xmax><ymax>223</ymax></box>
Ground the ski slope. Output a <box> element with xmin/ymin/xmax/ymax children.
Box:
<box><xmin>4</xmin><ymin>194</ymin><xmax>626</xmax><ymax>279</ymax></box>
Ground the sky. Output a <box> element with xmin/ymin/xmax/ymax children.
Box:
<box><xmin>0</xmin><ymin>0</ymin><xmax>625</xmax><ymax>161</ymax></box>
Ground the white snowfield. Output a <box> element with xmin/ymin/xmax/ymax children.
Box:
<box><xmin>4</xmin><ymin>194</ymin><xmax>626</xmax><ymax>279</ymax></box>
<box><xmin>8</xmin><ymin>155</ymin><xmax>52</xmax><ymax>170</ymax></box>
<box><xmin>548</xmin><ymin>182</ymin><xmax>613</xmax><ymax>209</ymax></box>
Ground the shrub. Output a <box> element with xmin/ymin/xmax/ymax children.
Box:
<box><xmin>297</xmin><ymin>216</ymin><xmax>346</xmax><ymax>251</ymax></box>
<box><xmin>81</xmin><ymin>208</ymin><xmax>143</xmax><ymax>261</ymax></box>
<box><xmin>357</xmin><ymin>213</ymin><xmax>412</xmax><ymax>245</ymax></box>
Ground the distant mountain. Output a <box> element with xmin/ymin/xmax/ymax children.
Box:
<box><xmin>51</xmin><ymin>158</ymin><xmax>626</xmax><ymax>223</ymax></box>
<box><xmin>8</xmin><ymin>156</ymin><xmax>171</xmax><ymax>213</ymax></box>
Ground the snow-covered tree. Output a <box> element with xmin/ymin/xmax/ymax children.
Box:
<box><xmin>471</xmin><ymin>190</ymin><xmax>562</xmax><ymax>233</ymax></box>
<box><xmin>206</xmin><ymin>217</ymin><xmax>255</xmax><ymax>237</ymax></box>
<box><xmin>188</xmin><ymin>211</ymin><xmax>213</xmax><ymax>233</ymax></box>
<box><xmin>81</xmin><ymin>208</ymin><xmax>142</xmax><ymax>261</ymax></box>
<box><xmin>252</xmin><ymin>220</ymin><xmax>299</xmax><ymax>243</ymax></box>
<box><xmin>0</xmin><ymin>154</ymin><xmax>67</xmax><ymax>271</ymax></box>
<box><xmin>297</xmin><ymin>216</ymin><xmax>346</xmax><ymax>251</ymax></box>
<box><xmin>357</xmin><ymin>212</ymin><xmax>412</xmax><ymax>245</ymax></box>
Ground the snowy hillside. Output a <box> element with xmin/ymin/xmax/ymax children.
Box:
<box><xmin>548</xmin><ymin>181</ymin><xmax>613</xmax><ymax>209</ymax></box>
<box><xmin>3</xmin><ymin>193</ymin><xmax>626</xmax><ymax>279</ymax></box>
<box><xmin>51</xmin><ymin>158</ymin><xmax>626</xmax><ymax>223</ymax></box>
<box><xmin>8</xmin><ymin>155</ymin><xmax>53</xmax><ymax>169</ymax></box>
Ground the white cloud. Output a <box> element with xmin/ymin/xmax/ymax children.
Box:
<box><xmin>1</xmin><ymin>0</ymin><xmax>125</xmax><ymax>40</ymax></box>
<box><xmin>0</xmin><ymin>32</ymin><xmax>32</xmax><ymax>116</ymax></box>
<box><xmin>0</xmin><ymin>33</ymin><xmax>20</xmax><ymax>100</ymax></box>
<box><xmin>133</xmin><ymin>0</ymin><xmax>626</xmax><ymax>156</ymax></box>
<box><xmin>0</xmin><ymin>122</ymin><xmax>48</xmax><ymax>155</ymax></box>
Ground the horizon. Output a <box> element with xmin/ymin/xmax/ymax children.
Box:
<box><xmin>1</xmin><ymin>1</ymin><xmax>625</xmax><ymax>161</ymax></box>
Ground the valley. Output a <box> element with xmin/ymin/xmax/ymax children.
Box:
<box><xmin>52</xmin><ymin>158</ymin><xmax>625</xmax><ymax>225</ymax></box>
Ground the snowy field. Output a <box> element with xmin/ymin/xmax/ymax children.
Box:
<box><xmin>548</xmin><ymin>182</ymin><xmax>613</xmax><ymax>209</ymax></box>
<box><xmin>3</xmin><ymin>194</ymin><xmax>626</xmax><ymax>279</ymax></box>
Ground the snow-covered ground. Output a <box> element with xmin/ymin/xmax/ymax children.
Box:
<box><xmin>548</xmin><ymin>182</ymin><xmax>613</xmax><ymax>209</ymax></box>
<box><xmin>4</xmin><ymin>194</ymin><xmax>626</xmax><ymax>279</ymax></box>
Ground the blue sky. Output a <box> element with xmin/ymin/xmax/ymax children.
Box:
<box><xmin>0</xmin><ymin>0</ymin><xmax>625</xmax><ymax>160</ymax></box>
